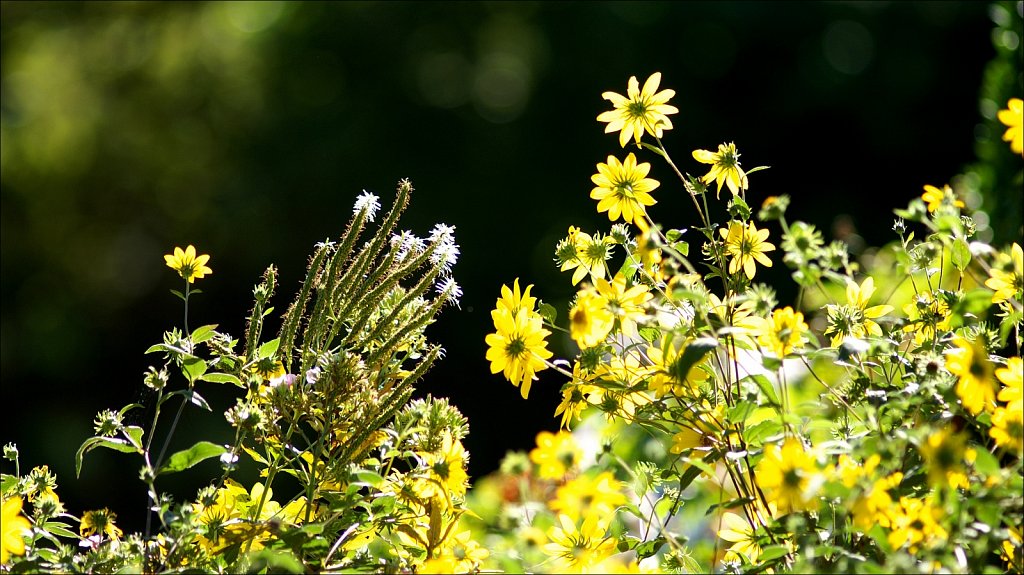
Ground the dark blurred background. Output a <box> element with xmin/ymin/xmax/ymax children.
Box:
<box><xmin>2</xmin><ymin>1</ymin><xmax>1022</xmax><ymax>533</ymax></box>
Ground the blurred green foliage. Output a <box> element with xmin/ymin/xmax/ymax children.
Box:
<box><xmin>1</xmin><ymin>0</ymin><xmax>1020</xmax><ymax>532</ymax></box>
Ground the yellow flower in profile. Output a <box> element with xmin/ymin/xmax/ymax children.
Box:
<box><xmin>595</xmin><ymin>273</ymin><xmax>652</xmax><ymax>338</ymax></box>
<box><xmin>596</xmin><ymin>72</ymin><xmax>679</xmax><ymax>148</ymax></box>
<box><xmin>529</xmin><ymin>430</ymin><xmax>583</xmax><ymax>480</ymax></box>
<box><xmin>717</xmin><ymin>511</ymin><xmax>762</xmax><ymax>563</ymax></box>
<box><xmin>554</xmin><ymin>363</ymin><xmax>598</xmax><ymax>430</ymax></box>
<box><xmin>985</xmin><ymin>243</ymin><xmax>1023</xmax><ymax>305</ymax></box>
<box><xmin>80</xmin><ymin>507</ymin><xmax>123</xmax><ymax>540</ymax></box>
<box><xmin>569</xmin><ymin>287</ymin><xmax>614</xmax><ymax>349</ymax></box>
<box><xmin>997</xmin><ymin>97</ymin><xmax>1024</xmax><ymax>156</ymax></box>
<box><xmin>945</xmin><ymin>336</ymin><xmax>997</xmax><ymax>415</ymax></box>
<box><xmin>756</xmin><ymin>437</ymin><xmax>822</xmax><ymax>514</ymax></box>
<box><xmin>549</xmin><ymin>471</ymin><xmax>627</xmax><ymax>522</ymax></box>
<box><xmin>720</xmin><ymin>221</ymin><xmax>775</xmax><ymax>280</ymax></box>
<box><xmin>543</xmin><ymin>513</ymin><xmax>616</xmax><ymax>573</ymax></box>
<box><xmin>590</xmin><ymin>153</ymin><xmax>659</xmax><ymax>232</ymax></box>
<box><xmin>485</xmin><ymin>306</ymin><xmax>553</xmax><ymax>399</ymax></box>
<box><xmin>2</xmin><ymin>496</ymin><xmax>32</xmax><ymax>564</ymax></box>
<box><xmin>920</xmin><ymin>184</ymin><xmax>964</xmax><ymax>213</ymax></box>
<box><xmin>754</xmin><ymin>306</ymin><xmax>809</xmax><ymax>358</ymax></box>
<box><xmin>692</xmin><ymin>142</ymin><xmax>749</xmax><ymax>198</ymax></box>
<box><xmin>164</xmin><ymin>244</ymin><xmax>212</xmax><ymax>283</ymax></box>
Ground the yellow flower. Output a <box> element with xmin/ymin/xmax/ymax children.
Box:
<box><xmin>918</xmin><ymin>428</ymin><xmax>970</xmax><ymax>490</ymax></box>
<box><xmin>985</xmin><ymin>243</ymin><xmax>1023</xmax><ymax>305</ymax></box>
<box><xmin>990</xmin><ymin>405</ymin><xmax>1023</xmax><ymax>454</ymax></box>
<box><xmin>549</xmin><ymin>471</ymin><xmax>627</xmax><ymax>522</ymax></box>
<box><xmin>692</xmin><ymin>142</ymin><xmax>749</xmax><ymax>198</ymax></box>
<box><xmin>2</xmin><ymin>497</ymin><xmax>32</xmax><ymax>564</ymax></box>
<box><xmin>496</xmin><ymin>277</ymin><xmax>538</xmax><ymax>316</ymax></box>
<box><xmin>569</xmin><ymin>287</ymin><xmax>614</xmax><ymax>349</ymax></box>
<box><xmin>559</xmin><ymin>227</ymin><xmax>614</xmax><ymax>286</ymax></box>
<box><xmin>901</xmin><ymin>291</ymin><xmax>951</xmax><ymax>345</ymax></box>
<box><xmin>885</xmin><ymin>496</ymin><xmax>947</xmax><ymax>553</ymax></box>
<box><xmin>997</xmin><ymin>356</ymin><xmax>1023</xmax><ymax>410</ymax></box>
<box><xmin>718</xmin><ymin>511</ymin><xmax>761</xmax><ymax>563</ymax></box>
<box><xmin>590</xmin><ymin>153</ymin><xmax>659</xmax><ymax>232</ymax></box>
<box><xmin>945</xmin><ymin>336</ymin><xmax>997</xmax><ymax>415</ymax></box>
<box><xmin>596</xmin><ymin>72</ymin><xmax>678</xmax><ymax>148</ymax></box>
<box><xmin>422</xmin><ymin>529</ymin><xmax>489</xmax><ymax>573</ymax></box>
<box><xmin>824</xmin><ymin>276</ymin><xmax>894</xmax><ymax>346</ymax></box>
<box><xmin>997</xmin><ymin>97</ymin><xmax>1024</xmax><ymax>156</ymax></box>
<box><xmin>720</xmin><ymin>221</ymin><xmax>775</xmax><ymax>280</ymax></box>
<box><xmin>851</xmin><ymin>472</ymin><xmax>903</xmax><ymax>531</ymax></box>
<box><xmin>543</xmin><ymin>513</ymin><xmax>616</xmax><ymax>573</ymax></box>
<box><xmin>920</xmin><ymin>184</ymin><xmax>964</xmax><ymax>213</ymax></box>
<box><xmin>164</xmin><ymin>244</ymin><xmax>212</xmax><ymax>283</ymax></box>
<box><xmin>754</xmin><ymin>306</ymin><xmax>809</xmax><ymax>358</ymax></box>
<box><xmin>80</xmin><ymin>507</ymin><xmax>123</xmax><ymax>540</ymax></box>
<box><xmin>756</xmin><ymin>437</ymin><xmax>822</xmax><ymax>514</ymax></box>
<box><xmin>594</xmin><ymin>273</ymin><xmax>652</xmax><ymax>338</ymax></box>
<box><xmin>420</xmin><ymin>431</ymin><xmax>469</xmax><ymax>499</ymax></box>
<box><xmin>669</xmin><ymin>402</ymin><xmax>724</xmax><ymax>454</ymax></box>
<box><xmin>485</xmin><ymin>285</ymin><xmax>553</xmax><ymax>399</ymax></box>
<box><xmin>530</xmin><ymin>430</ymin><xmax>583</xmax><ymax>480</ymax></box>
<box><xmin>555</xmin><ymin>363</ymin><xmax>598</xmax><ymax>430</ymax></box>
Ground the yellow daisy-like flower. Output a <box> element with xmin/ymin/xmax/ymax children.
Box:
<box><xmin>945</xmin><ymin>336</ymin><xmax>997</xmax><ymax>415</ymax></box>
<box><xmin>554</xmin><ymin>363</ymin><xmax>598</xmax><ymax>430</ymax></box>
<box><xmin>985</xmin><ymin>243</ymin><xmax>1023</xmax><ymax>305</ymax></box>
<box><xmin>594</xmin><ymin>273</ymin><xmax>652</xmax><ymax>338</ymax></box>
<box><xmin>850</xmin><ymin>471</ymin><xmax>903</xmax><ymax>531</ymax></box>
<box><xmin>754</xmin><ymin>306</ymin><xmax>810</xmax><ymax>358</ymax></box>
<box><xmin>756</xmin><ymin>437</ymin><xmax>822</xmax><ymax>514</ymax></box>
<box><xmin>543</xmin><ymin>513</ymin><xmax>616</xmax><ymax>573</ymax></box>
<box><xmin>997</xmin><ymin>97</ymin><xmax>1024</xmax><ymax>156</ymax></box>
<box><xmin>692</xmin><ymin>142</ymin><xmax>749</xmax><ymax>198</ymax></box>
<box><xmin>485</xmin><ymin>306</ymin><xmax>553</xmax><ymax>399</ymax></box>
<box><xmin>901</xmin><ymin>291</ymin><xmax>952</xmax><ymax>345</ymax></box>
<box><xmin>569</xmin><ymin>287</ymin><xmax>614</xmax><ymax>349</ymax></box>
<box><xmin>647</xmin><ymin>339</ymin><xmax>710</xmax><ymax>399</ymax></box>
<box><xmin>997</xmin><ymin>356</ymin><xmax>1023</xmax><ymax>410</ymax></box>
<box><xmin>990</xmin><ymin>405</ymin><xmax>1023</xmax><ymax>454</ymax></box>
<box><xmin>420</xmin><ymin>431</ymin><xmax>469</xmax><ymax>499</ymax></box>
<box><xmin>885</xmin><ymin>496</ymin><xmax>948</xmax><ymax>553</ymax></box>
<box><xmin>918</xmin><ymin>428</ymin><xmax>970</xmax><ymax>489</ymax></box>
<box><xmin>920</xmin><ymin>184</ymin><xmax>964</xmax><ymax>213</ymax></box>
<box><xmin>559</xmin><ymin>227</ymin><xmax>614</xmax><ymax>286</ymax></box>
<box><xmin>80</xmin><ymin>507</ymin><xmax>123</xmax><ymax>540</ymax></box>
<box><xmin>2</xmin><ymin>497</ymin><xmax>32</xmax><ymax>564</ymax></box>
<box><xmin>718</xmin><ymin>511</ymin><xmax>761</xmax><ymax>563</ymax></box>
<box><xmin>590</xmin><ymin>153</ymin><xmax>659</xmax><ymax>232</ymax></box>
<box><xmin>529</xmin><ymin>430</ymin><xmax>583</xmax><ymax>480</ymax></box>
<box><xmin>164</xmin><ymin>244</ymin><xmax>212</xmax><ymax>283</ymax></box>
<box><xmin>720</xmin><ymin>221</ymin><xmax>775</xmax><ymax>280</ymax></box>
<box><xmin>596</xmin><ymin>72</ymin><xmax>679</xmax><ymax>148</ymax></box>
<box><xmin>824</xmin><ymin>276</ymin><xmax>894</xmax><ymax>346</ymax></box>
<box><xmin>549</xmin><ymin>471</ymin><xmax>627</xmax><ymax>523</ymax></box>
<box><xmin>496</xmin><ymin>277</ymin><xmax>538</xmax><ymax>316</ymax></box>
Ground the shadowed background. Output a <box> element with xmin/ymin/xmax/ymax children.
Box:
<box><xmin>2</xmin><ymin>1</ymin><xmax>1021</xmax><ymax>533</ymax></box>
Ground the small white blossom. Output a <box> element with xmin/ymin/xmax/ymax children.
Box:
<box><xmin>306</xmin><ymin>366</ymin><xmax>322</xmax><ymax>386</ymax></box>
<box><xmin>436</xmin><ymin>277</ymin><xmax>463</xmax><ymax>308</ymax></box>
<box><xmin>430</xmin><ymin>241</ymin><xmax>460</xmax><ymax>275</ymax></box>
<box><xmin>428</xmin><ymin>223</ymin><xmax>457</xmax><ymax>245</ymax></box>
<box><xmin>220</xmin><ymin>452</ymin><xmax>239</xmax><ymax>469</ymax></box>
<box><xmin>353</xmin><ymin>190</ymin><xmax>381</xmax><ymax>222</ymax></box>
<box><xmin>390</xmin><ymin>231</ymin><xmax>426</xmax><ymax>262</ymax></box>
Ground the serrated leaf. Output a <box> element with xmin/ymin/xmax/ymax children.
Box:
<box><xmin>157</xmin><ymin>441</ymin><xmax>226</xmax><ymax>476</ymax></box>
<box><xmin>200</xmin><ymin>372</ymin><xmax>243</xmax><ymax>387</ymax></box>
<box><xmin>1</xmin><ymin>474</ymin><xmax>18</xmax><ymax>495</ymax></box>
<box><xmin>951</xmin><ymin>237</ymin><xmax>971</xmax><ymax>271</ymax></box>
<box><xmin>190</xmin><ymin>324</ymin><xmax>219</xmax><ymax>344</ymax></box>
<box><xmin>258</xmin><ymin>338</ymin><xmax>280</xmax><ymax>359</ymax></box>
<box><xmin>537</xmin><ymin>302</ymin><xmax>557</xmax><ymax>324</ymax></box>
<box><xmin>76</xmin><ymin>437</ymin><xmax>141</xmax><ymax>477</ymax></box>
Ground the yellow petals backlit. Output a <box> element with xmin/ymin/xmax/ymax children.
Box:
<box><xmin>692</xmin><ymin>142</ymin><xmax>748</xmax><ymax>198</ymax></box>
<box><xmin>597</xmin><ymin>72</ymin><xmax>679</xmax><ymax>148</ymax></box>
<box><xmin>590</xmin><ymin>153</ymin><xmax>659</xmax><ymax>232</ymax></box>
<box><xmin>164</xmin><ymin>244</ymin><xmax>213</xmax><ymax>283</ymax></box>
<box><xmin>720</xmin><ymin>221</ymin><xmax>775</xmax><ymax>280</ymax></box>
<box><xmin>997</xmin><ymin>97</ymin><xmax>1023</xmax><ymax>156</ymax></box>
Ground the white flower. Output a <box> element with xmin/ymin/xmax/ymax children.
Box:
<box><xmin>430</xmin><ymin>241</ymin><xmax>460</xmax><ymax>274</ymax></box>
<box><xmin>353</xmin><ymin>190</ymin><xmax>381</xmax><ymax>222</ymax></box>
<box><xmin>305</xmin><ymin>366</ymin><xmax>322</xmax><ymax>386</ymax></box>
<box><xmin>429</xmin><ymin>223</ymin><xmax>456</xmax><ymax>245</ymax></box>
<box><xmin>220</xmin><ymin>452</ymin><xmax>240</xmax><ymax>468</ymax></box>
<box><xmin>390</xmin><ymin>231</ymin><xmax>425</xmax><ymax>262</ymax></box>
<box><xmin>436</xmin><ymin>277</ymin><xmax>463</xmax><ymax>308</ymax></box>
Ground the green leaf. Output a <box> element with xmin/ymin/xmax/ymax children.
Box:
<box><xmin>199</xmin><ymin>372</ymin><xmax>243</xmax><ymax>387</ymax></box>
<box><xmin>538</xmin><ymin>302</ymin><xmax>557</xmax><ymax>324</ymax></box>
<box><xmin>124</xmin><ymin>426</ymin><xmax>144</xmax><ymax>450</ymax></box>
<box><xmin>671</xmin><ymin>240</ymin><xmax>689</xmax><ymax>256</ymax></box>
<box><xmin>190</xmin><ymin>324</ymin><xmax>219</xmax><ymax>344</ymax></box>
<box><xmin>182</xmin><ymin>357</ymin><xmax>208</xmax><ymax>382</ymax></box>
<box><xmin>118</xmin><ymin>403</ymin><xmax>143</xmax><ymax>417</ymax></box>
<box><xmin>972</xmin><ymin>446</ymin><xmax>1000</xmax><ymax>478</ymax></box>
<box><xmin>169</xmin><ymin>289</ymin><xmax>185</xmax><ymax>302</ymax></box>
<box><xmin>638</xmin><ymin>327</ymin><xmax>661</xmax><ymax>344</ymax></box>
<box><xmin>76</xmin><ymin>437</ymin><xmax>141</xmax><ymax>477</ymax></box>
<box><xmin>257</xmin><ymin>338</ymin><xmax>281</xmax><ymax>359</ymax></box>
<box><xmin>745</xmin><ymin>165</ymin><xmax>771</xmax><ymax>175</ymax></box>
<box><xmin>744</xmin><ymin>419</ymin><xmax>783</xmax><ymax>445</ymax></box>
<box><xmin>726</xmin><ymin>401</ymin><xmax>756</xmax><ymax>424</ymax></box>
<box><xmin>672</xmin><ymin>338</ymin><xmax>719</xmax><ymax>382</ymax></box>
<box><xmin>665</xmin><ymin>228</ymin><xmax>686</xmax><ymax>242</ymax></box>
<box><xmin>743</xmin><ymin>374</ymin><xmax>780</xmax><ymax>407</ymax></box>
<box><xmin>634</xmin><ymin>536</ymin><xmax>666</xmax><ymax>559</ymax></box>
<box><xmin>352</xmin><ymin>470</ymin><xmax>385</xmax><ymax>488</ymax></box>
<box><xmin>40</xmin><ymin>521</ymin><xmax>78</xmax><ymax>539</ymax></box>
<box><xmin>949</xmin><ymin>288</ymin><xmax>993</xmax><ymax>328</ymax></box>
<box><xmin>242</xmin><ymin>549</ymin><xmax>304</xmax><ymax>574</ymax></box>
<box><xmin>1</xmin><ymin>474</ymin><xmax>18</xmax><ymax>495</ymax></box>
<box><xmin>157</xmin><ymin>441</ymin><xmax>226</xmax><ymax>476</ymax></box>
<box><xmin>951</xmin><ymin>237</ymin><xmax>971</xmax><ymax>271</ymax></box>
<box><xmin>758</xmin><ymin>545</ymin><xmax>790</xmax><ymax>562</ymax></box>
